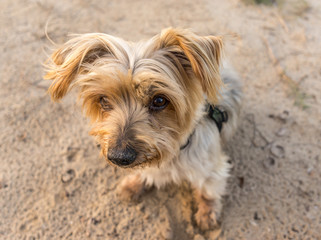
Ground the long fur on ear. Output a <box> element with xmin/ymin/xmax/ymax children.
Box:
<box><xmin>157</xmin><ymin>28</ymin><xmax>223</xmax><ymax>104</ymax></box>
<box><xmin>44</xmin><ymin>33</ymin><xmax>121</xmax><ymax>100</ymax></box>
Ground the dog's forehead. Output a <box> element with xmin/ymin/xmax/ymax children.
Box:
<box><xmin>131</xmin><ymin>73</ymin><xmax>161</xmax><ymax>101</ymax></box>
<box><xmin>101</xmin><ymin>36</ymin><xmax>180</xmax><ymax>100</ymax></box>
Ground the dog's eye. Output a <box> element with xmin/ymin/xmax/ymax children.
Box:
<box><xmin>150</xmin><ymin>95</ymin><xmax>169</xmax><ymax>111</ymax></box>
<box><xmin>100</xmin><ymin>96</ymin><xmax>112</xmax><ymax>110</ymax></box>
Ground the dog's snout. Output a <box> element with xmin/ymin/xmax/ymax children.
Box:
<box><xmin>107</xmin><ymin>145</ymin><xmax>137</xmax><ymax>166</ymax></box>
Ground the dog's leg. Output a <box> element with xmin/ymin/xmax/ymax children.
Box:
<box><xmin>194</xmin><ymin>189</ymin><xmax>222</xmax><ymax>231</ymax></box>
<box><xmin>117</xmin><ymin>174</ymin><xmax>146</xmax><ymax>201</ymax></box>
<box><xmin>194</xmin><ymin>154</ymin><xmax>229</xmax><ymax>230</ymax></box>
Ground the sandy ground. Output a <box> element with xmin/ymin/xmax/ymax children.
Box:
<box><xmin>1</xmin><ymin>0</ymin><xmax>321</xmax><ymax>239</ymax></box>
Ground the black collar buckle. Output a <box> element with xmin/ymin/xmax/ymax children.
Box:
<box><xmin>208</xmin><ymin>105</ymin><xmax>228</xmax><ymax>132</ymax></box>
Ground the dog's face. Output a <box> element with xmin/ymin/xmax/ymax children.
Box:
<box><xmin>45</xmin><ymin>28</ymin><xmax>223</xmax><ymax>168</ymax></box>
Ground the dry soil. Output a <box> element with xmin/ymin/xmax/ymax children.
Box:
<box><xmin>1</xmin><ymin>0</ymin><xmax>321</xmax><ymax>239</ymax></box>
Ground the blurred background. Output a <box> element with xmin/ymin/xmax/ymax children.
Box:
<box><xmin>1</xmin><ymin>0</ymin><xmax>320</xmax><ymax>239</ymax></box>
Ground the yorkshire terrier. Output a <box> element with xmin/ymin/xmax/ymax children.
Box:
<box><xmin>44</xmin><ymin>28</ymin><xmax>242</xmax><ymax>230</ymax></box>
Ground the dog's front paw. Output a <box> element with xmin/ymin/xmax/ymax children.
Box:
<box><xmin>195</xmin><ymin>205</ymin><xmax>217</xmax><ymax>231</ymax></box>
<box><xmin>194</xmin><ymin>190</ymin><xmax>221</xmax><ymax>231</ymax></box>
<box><xmin>116</xmin><ymin>174</ymin><xmax>145</xmax><ymax>202</ymax></box>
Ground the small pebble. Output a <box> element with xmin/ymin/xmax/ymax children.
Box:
<box><xmin>0</xmin><ymin>180</ymin><xmax>8</xmax><ymax>189</ymax></box>
<box><xmin>61</xmin><ymin>169</ymin><xmax>75</xmax><ymax>183</ymax></box>
<box><xmin>91</xmin><ymin>218</ymin><xmax>101</xmax><ymax>225</ymax></box>
<box><xmin>254</xmin><ymin>211</ymin><xmax>261</xmax><ymax>220</ymax></box>
<box><xmin>279</xmin><ymin>110</ymin><xmax>289</xmax><ymax>121</ymax></box>
<box><xmin>238</xmin><ymin>177</ymin><xmax>244</xmax><ymax>188</ymax></box>
<box><xmin>270</xmin><ymin>145</ymin><xmax>285</xmax><ymax>158</ymax></box>
<box><xmin>276</xmin><ymin>127</ymin><xmax>288</xmax><ymax>137</ymax></box>
<box><xmin>263</xmin><ymin>157</ymin><xmax>276</xmax><ymax>169</ymax></box>
<box><xmin>250</xmin><ymin>220</ymin><xmax>258</xmax><ymax>226</ymax></box>
<box><xmin>307</xmin><ymin>166</ymin><xmax>315</xmax><ymax>176</ymax></box>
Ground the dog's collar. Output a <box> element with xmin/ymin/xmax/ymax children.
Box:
<box><xmin>180</xmin><ymin>105</ymin><xmax>228</xmax><ymax>150</ymax></box>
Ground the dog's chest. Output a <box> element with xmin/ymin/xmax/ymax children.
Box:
<box><xmin>140</xmin><ymin>118</ymin><xmax>221</xmax><ymax>189</ymax></box>
<box><xmin>138</xmin><ymin>152</ymin><xmax>187</xmax><ymax>188</ymax></box>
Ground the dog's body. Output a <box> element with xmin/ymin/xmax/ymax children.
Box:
<box><xmin>126</xmin><ymin>62</ymin><xmax>242</xmax><ymax>229</ymax></box>
<box><xmin>45</xmin><ymin>28</ymin><xmax>242</xmax><ymax>230</ymax></box>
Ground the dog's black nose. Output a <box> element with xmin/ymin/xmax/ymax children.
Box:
<box><xmin>107</xmin><ymin>145</ymin><xmax>137</xmax><ymax>166</ymax></box>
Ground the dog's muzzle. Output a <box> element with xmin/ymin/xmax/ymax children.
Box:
<box><xmin>107</xmin><ymin>145</ymin><xmax>137</xmax><ymax>166</ymax></box>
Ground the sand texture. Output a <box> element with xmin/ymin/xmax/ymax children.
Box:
<box><xmin>1</xmin><ymin>0</ymin><xmax>321</xmax><ymax>239</ymax></box>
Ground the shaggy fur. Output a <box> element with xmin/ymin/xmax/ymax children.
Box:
<box><xmin>44</xmin><ymin>28</ymin><xmax>242</xmax><ymax>230</ymax></box>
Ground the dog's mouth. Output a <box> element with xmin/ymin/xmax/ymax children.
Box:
<box><xmin>107</xmin><ymin>157</ymin><xmax>135</xmax><ymax>167</ymax></box>
<box><xmin>105</xmin><ymin>157</ymin><xmax>151</xmax><ymax>169</ymax></box>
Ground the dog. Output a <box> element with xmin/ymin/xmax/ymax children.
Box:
<box><xmin>44</xmin><ymin>28</ymin><xmax>242</xmax><ymax>231</ymax></box>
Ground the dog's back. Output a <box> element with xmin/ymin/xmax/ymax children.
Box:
<box><xmin>219</xmin><ymin>61</ymin><xmax>243</xmax><ymax>142</ymax></box>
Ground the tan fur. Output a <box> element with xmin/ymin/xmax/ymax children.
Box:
<box><xmin>44</xmin><ymin>28</ymin><xmax>242</xmax><ymax>230</ymax></box>
<box><xmin>117</xmin><ymin>174</ymin><xmax>146</xmax><ymax>202</ymax></box>
<box><xmin>194</xmin><ymin>189</ymin><xmax>221</xmax><ymax>231</ymax></box>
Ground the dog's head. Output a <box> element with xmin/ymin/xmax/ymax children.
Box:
<box><xmin>44</xmin><ymin>28</ymin><xmax>223</xmax><ymax>168</ymax></box>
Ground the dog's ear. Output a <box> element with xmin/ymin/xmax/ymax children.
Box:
<box><xmin>157</xmin><ymin>28</ymin><xmax>223</xmax><ymax>104</ymax></box>
<box><xmin>44</xmin><ymin>34</ymin><xmax>117</xmax><ymax>101</ymax></box>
